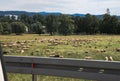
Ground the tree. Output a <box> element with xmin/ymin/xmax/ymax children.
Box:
<box><xmin>109</xmin><ymin>16</ymin><xmax>119</xmax><ymax>34</ymax></box>
<box><xmin>9</xmin><ymin>15</ymin><xmax>17</xmax><ymax>22</ymax></box>
<box><xmin>83</xmin><ymin>14</ymin><xmax>99</xmax><ymax>34</ymax></box>
<box><xmin>0</xmin><ymin>23</ymin><xmax>3</xmax><ymax>34</ymax></box>
<box><xmin>58</xmin><ymin>15</ymin><xmax>75</xmax><ymax>35</ymax></box>
<box><xmin>11</xmin><ymin>22</ymin><xmax>26</xmax><ymax>35</ymax></box>
<box><xmin>2</xmin><ymin>22</ymin><xmax>11</xmax><ymax>35</ymax></box>
<box><xmin>100</xmin><ymin>14</ymin><xmax>119</xmax><ymax>34</ymax></box>
<box><xmin>73</xmin><ymin>16</ymin><xmax>83</xmax><ymax>34</ymax></box>
<box><xmin>33</xmin><ymin>14</ymin><xmax>45</xmax><ymax>25</ymax></box>
<box><xmin>0</xmin><ymin>16</ymin><xmax>11</xmax><ymax>22</ymax></box>
<box><xmin>45</xmin><ymin>15</ymin><xmax>60</xmax><ymax>35</ymax></box>
<box><xmin>74</xmin><ymin>14</ymin><xmax>100</xmax><ymax>34</ymax></box>
<box><xmin>89</xmin><ymin>15</ymin><xmax>100</xmax><ymax>34</ymax></box>
<box><xmin>106</xmin><ymin>8</ymin><xmax>110</xmax><ymax>15</ymax></box>
<box><xmin>18</xmin><ymin>14</ymin><xmax>33</xmax><ymax>26</ymax></box>
<box><xmin>117</xmin><ymin>22</ymin><xmax>120</xmax><ymax>34</ymax></box>
<box><xmin>30</xmin><ymin>22</ymin><xmax>43</xmax><ymax>34</ymax></box>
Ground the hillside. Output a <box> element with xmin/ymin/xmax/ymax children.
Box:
<box><xmin>0</xmin><ymin>11</ymin><xmax>120</xmax><ymax>19</ymax></box>
<box><xmin>0</xmin><ymin>11</ymin><xmax>100</xmax><ymax>17</ymax></box>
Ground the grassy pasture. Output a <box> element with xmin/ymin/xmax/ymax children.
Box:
<box><xmin>0</xmin><ymin>34</ymin><xmax>120</xmax><ymax>81</ymax></box>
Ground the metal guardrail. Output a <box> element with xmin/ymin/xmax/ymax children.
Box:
<box><xmin>4</xmin><ymin>55</ymin><xmax>120</xmax><ymax>81</ymax></box>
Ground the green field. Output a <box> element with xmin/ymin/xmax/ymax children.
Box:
<box><xmin>0</xmin><ymin>34</ymin><xmax>120</xmax><ymax>81</ymax></box>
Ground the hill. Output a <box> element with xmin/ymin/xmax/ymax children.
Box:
<box><xmin>0</xmin><ymin>11</ymin><xmax>120</xmax><ymax>19</ymax></box>
<box><xmin>0</xmin><ymin>11</ymin><xmax>62</xmax><ymax>16</ymax></box>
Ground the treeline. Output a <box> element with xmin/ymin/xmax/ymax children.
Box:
<box><xmin>0</xmin><ymin>13</ymin><xmax>120</xmax><ymax>35</ymax></box>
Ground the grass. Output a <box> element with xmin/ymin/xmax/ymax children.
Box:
<box><xmin>0</xmin><ymin>34</ymin><xmax>120</xmax><ymax>81</ymax></box>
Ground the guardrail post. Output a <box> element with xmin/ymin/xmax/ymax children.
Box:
<box><xmin>32</xmin><ymin>63</ymin><xmax>37</xmax><ymax>81</ymax></box>
<box><xmin>32</xmin><ymin>74</ymin><xmax>37</xmax><ymax>81</ymax></box>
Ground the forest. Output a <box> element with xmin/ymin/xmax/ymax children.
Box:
<box><xmin>0</xmin><ymin>13</ymin><xmax>120</xmax><ymax>35</ymax></box>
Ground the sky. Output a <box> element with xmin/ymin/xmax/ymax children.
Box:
<box><xmin>0</xmin><ymin>0</ymin><xmax>120</xmax><ymax>15</ymax></box>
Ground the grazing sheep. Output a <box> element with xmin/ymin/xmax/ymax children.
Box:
<box><xmin>16</xmin><ymin>41</ymin><xmax>21</xmax><ymax>44</ymax></box>
<box><xmin>97</xmin><ymin>49</ymin><xmax>106</xmax><ymax>53</ymax></box>
<box><xmin>105</xmin><ymin>56</ymin><xmax>109</xmax><ymax>61</ymax></box>
<box><xmin>8</xmin><ymin>45</ymin><xmax>12</xmax><ymax>48</ymax></box>
<box><xmin>48</xmin><ymin>43</ymin><xmax>55</xmax><ymax>46</ymax></box>
<box><xmin>45</xmin><ymin>49</ymin><xmax>51</xmax><ymax>52</ymax></box>
<box><xmin>35</xmin><ymin>38</ymin><xmax>38</xmax><ymax>40</ymax></box>
<box><xmin>105</xmin><ymin>56</ymin><xmax>113</xmax><ymax>61</ymax></box>
<box><xmin>23</xmin><ymin>48</ymin><xmax>29</xmax><ymax>50</ymax></box>
<box><xmin>12</xmin><ymin>43</ymin><xmax>17</xmax><ymax>46</ymax></box>
<box><xmin>30</xmin><ymin>52</ymin><xmax>34</xmax><ymax>56</ymax></box>
<box><xmin>73</xmin><ymin>44</ymin><xmax>78</xmax><ymax>47</ymax></box>
<box><xmin>49</xmin><ymin>54</ymin><xmax>63</xmax><ymax>58</ymax></box>
<box><xmin>21</xmin><ymin>50</ymin><xmax>24</xmax><ymax>54</ymax></box>
<box><xmin>101</xmin><ymin>49</ymin><xmax>106</xmax><ymax>52</ymax></box>
<box><xmin>109</xmin><ymin>56</ymin><xmax>113</xmax><ymax>61</ymax></box>
<box><xmin>2</xmin><ymin>44</ymin><xmax>7</xmax><ymax>47</ymax></box>
<box><xmin>116</xmin><ymin>48</ymin><xmax>120</xmax><ymax>52</ymax></box>
<box><xmin>3</xmin><ymin>51</ymin><xmax>9</xmax><ymax>54</ymax></box>
<box><xmin>84</xmin><ymin>56</ymin><xmax>92</xmax><ymax>60</ymax></box>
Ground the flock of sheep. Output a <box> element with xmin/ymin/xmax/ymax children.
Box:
<box><xmin>1</xmin><ymin>37</ymin><xmax>120</xmax><ymax>61</ymax></box>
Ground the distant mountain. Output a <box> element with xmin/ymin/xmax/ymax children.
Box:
<box><xmin>0</xmin><ymin>11</ymin><xmax>62</xmax><ymax>16</ymax></box>
<box><xmin>72</xmin><ymin>13</ymin><xmax>85</xmax><ymax>17</ymax></box>
<box><xmin>39</xmin><ymin>12</ymin><xmax>61</xmax><ymax>16</ymax></box>
<box><xmin>0</xmin><ymin>11</ymin><xmax>35</xmax><ymax>16</ymax></box>
<box><xmin>0</xmin><ymin>11</ymin><xmax>120</xmax><ymax>19</ymax></box>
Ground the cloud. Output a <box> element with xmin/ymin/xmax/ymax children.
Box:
<box><xmin>0</xmin><ymin>0</ymin><xmax>120</xmax><ymax>15</ymax></box>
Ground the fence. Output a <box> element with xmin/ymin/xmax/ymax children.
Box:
<box><xmin>3</xmin><ymin>55</ymin><xmax>120</xmax><ymax>81</ymax></box>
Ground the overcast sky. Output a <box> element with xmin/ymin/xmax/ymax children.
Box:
<box><xmin>0</xmin><ymin>0</ymin><xmax>120</xmax><ymax>15</ymax></box>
